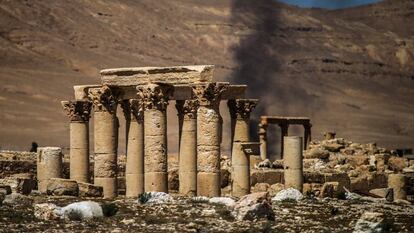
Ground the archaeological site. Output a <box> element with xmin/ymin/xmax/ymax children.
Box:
<box><xmin>0</xmin><ymin>0</ymin><xmax>413</xmax><ymax>232</ymax></box>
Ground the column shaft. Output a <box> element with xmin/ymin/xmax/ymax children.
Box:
<box><xmin>37</xmin><ymin>147</ymin><xmax>63</xmax><ymax>192</ymax></box>
<box><xmin>280</xmin><ymin>123</ymin><xmax>289</xmax><ymax>159</ymax></box>
<box><xmin>70</xmin><ymin>122</ymin><xmax>90</xmax><ymax>182</ymax></box>
<box><xmin>259</xmin><ymin>123</ymin><xmax>268</xmax><ymax>160</ymax></box>
<box><xmin>283</xmin><ymin>136</ymin><xmax>303</xmax><ymax>192</ymax></box>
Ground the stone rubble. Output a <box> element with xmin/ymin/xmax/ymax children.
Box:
<box><xmin>232</xmin><ymin>192</ymin><xmax>275</xmax><ymax>221</ymax></box>
<box><xmin>272</xmin><ymin>188</ymin><xmax>304</xmax><ymax>202</ymax></box>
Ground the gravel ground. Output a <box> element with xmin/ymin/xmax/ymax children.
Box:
<box><xmin>0</xmin><ymin>194</ymin><xmax>413</xmax><ymax>233</ymax></box>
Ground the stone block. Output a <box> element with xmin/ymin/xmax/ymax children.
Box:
<box><xmin>321</xmin><ymin>182</ymin><xmax>344</xmax><ymax>198</ymax></box>
<box><xmin>250</xmin><ymin>169</ymin><xmax>283</xmax><ymax>186</ymax></box>
<box><xmin>47</xmin><ymin>178</ymin><xmax>79</xmax><ymax>196</ymax></box>
<box><xmin>0</xmin><ymin>177</ymin><xmax>35</xmax><ymax>195</ymax></box>
<box><xmin>388</xmin><ymin>156</ymin><xmax>408</xmax><ymax>172</ymax></box>
<box><xmin>303</xmin><ymin>183</ymin><xmax>323</xmax><ymax>197</ymax></box>
<box><xmin>78</xmin><ymin>182</ymin><xmax>103</xmax><ymax>197</ymax></box>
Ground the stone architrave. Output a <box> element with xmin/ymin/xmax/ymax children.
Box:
<box><xmin>89</xmin><ymin>85</ymin><xmax>120</xmax><ymax>198</ymax></box>
<box><xmin>125</xmin><ymin>99</ymin><xmax>145</xmax><ymax>197</ymax></box>
<box><xmin>61</xmin><ymin>100</ymin><xmax>92</xmax><ymax>183</ymax></box>
<box><xmin>228</xmin><ymin>99</ymin><xmax>258</xmax><ymax>197</ymax></box>
<box><xmin>283</xmin><ymin>136</ymin><xmax>304</xmax><ymax>192</ymax></box>
<box><xmin>137</xmin><ymin>83</ymin><xmax>173</xmax><ymax>193</ymax></box>
<box><xmin>176</xmin><ymin>99</ymin><xmax>199</xmax><ymax>196</ymax></box>
<box><xmin>37</xmin><ymin>147</ymin><xmax>63</xmax><ymax>193</ymax></box>
<box><xmin>192</xmin><ymin>82</ymin><xmax>229</xmax><ymax>197</ymax></box>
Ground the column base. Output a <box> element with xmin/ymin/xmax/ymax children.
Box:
<box><xmin>94</xmin><ymin>177</ymin><xmax>117</xmax><ymax>198</ymax></box>
<box><xmin>232</xmin><ymin>165</ymin><xmax>250</xmax><ymax>197</ymax></box>
<box><xmin>126</xmin><ymin>173</ymin><xmax>144</xmax><ymax>197</ymax></box>
<box><xmin>197</xmin><ymin>172</ymin><xmax>220</xmax><ymax>197</ymax></box>
<box><xmin>179</xmin><ymin>171</ymin><xmax>197</xmax><ymax>196</ymax></box>
<box><xmin>144</xmin><ymin>172</ymin><xmax>168</xmax><ymax>193</ymax></box>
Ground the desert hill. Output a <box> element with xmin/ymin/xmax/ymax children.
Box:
<box><xmin>0</xmin><ymin>0</ymin><xmax>413</xmax><ymax>157</ymax></box>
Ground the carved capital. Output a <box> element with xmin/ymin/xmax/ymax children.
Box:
<box><xmin>228</xmin><ymin>99</ymin><xmax>258</xmax><ymax>119</ymax></box>
<box><xmin>176</xmin><ymin>99</ymin><xmax>199</xmax><ymax>119</ymax></box>
<box><xmin>191</xmin><ymin>83</ymin><xmax>228</xmax><ymax>107</ymax></box>
<box><xmin>61</xmin><ymin>100</ymin><xmax>92</xmax><ymax>122</ymax></box>
<box><xmin>129</xmin><ymin>99</ymin><xmax>144</xmax><ymax>122</ymax></box>
<box><xmin>88</xmin><ymin>85</ymin><xmax>119</xmax><ymax>113</ymax></box>
<box><xmin>136</xmin><ymin>83</ymin><xmax>173</xmax><ymax>111</ymax></box>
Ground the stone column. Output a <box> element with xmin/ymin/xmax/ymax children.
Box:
<box><xmin>228</xmin><ymin>99</ymin><xmax>258</xmax><ymax>197</ymax></box>
<box><xmin>89</xmin><ymin>86</ymin><xmax>119</xmax><ymax>198</ymax></box>
<box><xmin>120</xmin><ymin>99</ymin><xmax>132</xmax><ymax>151</ymax></box>
<box><xmin>124</xmin><ymin>99</ymin><xmax>145</xmax><ymax>197</ymax></box>
<box><xmin>37</xmin><ymin>147</ymin><xmax>63</xmax><ymax>192</ymax></box>
<box><xmin>137</xmin><ymin>83</ymin><xmax>173</xmax><ymax>193</ymax></box>
<box><xmin>61</xmin><ymin>100</ymin><xmax>92</xmax><ymax>183</ymax></box>
<box><xmin>176</xmin><ymin>99</ymin><xmax>199</xmax><ymax>196</ymax></box>
<box><xmin>259</xmin><ymin>122</ymin><xmax>268</xmax><ymax>160</ymax></box>
<box><xmin>283</xmin><ymin>136</ymin><xmax>303</xmax><ymax>192</ymax></box>
<box><xmin>388</xmin><ymin>174</ymin><xmax>407</xmax><ymax>200</ymax></box>
<box><xmin>192</xmin><ymin>83</ymin><xmax>228</xmax><ymax>197</ymax></box>
<box><xmin>280</xmin><ymin>122</ymin><xmax>289</xmax><ymax>159</ymax></box>
<box><xmin>304</xmin><ymin>123</ymin><xmax>312</xmax><ymax>150</ymax></box>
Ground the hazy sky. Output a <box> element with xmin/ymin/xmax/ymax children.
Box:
<box><xmin>277</xmin><ymin>0</ymin><xmax>381</xmax><ymax>9</ymax></box>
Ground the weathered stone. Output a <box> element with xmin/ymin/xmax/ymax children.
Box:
<box><xmin>320</xmin><ymin>182</ymin><xmax>344</xmax><ymax>198</ymax></box>
<box><xmin>251</xmin><ymin>183</ymin><xmax>270</xmax><ymax>193</ymax></box>
<box><xmin>220</xmin><ymin>168</ymin><xmax>231</xmax><ymax>188</ymax></box>
<box><xmin>0</xmin><ymin>177</ymin><xmax>35</xmax><ymax>195</ymax></box>
<box><xmin>388</xmin><ymin>156</ymin><xmax>408</xmax><ymax>172</ymax></box>
<box><xmin>272</xmin><ymin>160</ymin><xmax>284</xmax><ymax>169</ymax></box>
<box><xmin>323</xmin><ymin>143</ymin><xmax>344</xmax><ymax>152</ymax></box>
<box><xmin>303</xmin><ymin>183</ymin><xmax>323</xmax><ymax>197</ymax></box>
<box><xmin>272</xmin><ymin>188</ymin><xmax>304</xmax><ymax>202</ymax></box>
<box><xmin>168</xmin><ymin>168</ymin><xmax>179</xmax><ymax>191</ymax></box>
<box><xmin>3</xmin><ymin>193</ymin><xmax>33</xmax><ymax>205</ymax></box>
<box><xmin>0</xmin><ymin>192</ymin><xmax>5</xmax><ymax>205</ymax></box>
<box><xmin>0</xmin><ymin>185</ymin><xmax>12</xmax><ymax>195</ymax></box>
<box><xmin>34</xmin><ymin>203</ymin><xmax>62</xmax><ymax>220</ymax></box>
<box><xmin>138</xmin><ymin>192</ymin><xmax>173</xmax><ymax>204</ymax></box>
<box><xmin>37</xmin><ymin>147</ymin><xmax>63</xmax><ymax>193</ymax></box>
<box><xmin>304</xmin><ymin>148</ymin><xmax>330</xmax><ymax>159</ymax></box>
<box><xmin>250</xmin><ymin>169</ymin><xmax>284</xmax><ymax>186</ymax></box>
<box><xmin>388</xmin><ymin>174</ymin><xmax>407</xmax><ymax>200</ymax></box>
<box><xmin>233</xmin><ymin>192</ymin><xmax>274</xmax><ymax>221</ymax></box>
<box><xmin>78</xmin><ymin>182</ymin><xmax>103</xmax><ymax>197</ymax></box>
<box><xmin>257</xmin><ymin>159</ymin><xmax>272</xmax><ymax>168</ymax></box>
<box><xmin>47</xmin><ymin>178</ymin><xmax>79</xmax><ymax>196</ymax></box>
<box><xmin>209</xmin><ymin>197</ymin><xmax>236</xmax><ymax>208</ymax></box>
<box><xmin>61</xmin><ymin>201</ymin><xmax>104</xmax><ymax>220</ymax></box>
<box><xmin>268</xmin><ymin>183</ymin><xmax>285</xmax><ymax>196</ymax></box>
<box><xmin>354</xmin><ymin>212</ymin><xmax>393</xmax><ymax>233</ymax></box>
<box><xmin>369</xmin><ymin>188</ymin><xmax>394</xmax><ymax>201</ymax></box>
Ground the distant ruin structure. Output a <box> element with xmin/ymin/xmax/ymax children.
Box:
<box><xmin>259</xmin><ymin>116</ymin><xmax>312</xmax><ymax>160</ymax></box>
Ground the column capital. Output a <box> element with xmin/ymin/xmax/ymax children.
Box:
<box><xmin>191</xmin><ymin>83</ymin><xmax>228</xmax><ymax>107</ymax></box>
<box><xmin>88</xmin><ymin>85</ymin><xmax>119</xmax><ymax>113</ymax></box>
<box><xmin>61</xmin><ymin>100</ymin><xmax>92</xmax><ymax>122</ymax></box>
<box><xmin>129</xmin><ymin>99</ymin><xmax>144</xmax><ymax>122</ymax></box>
<box><xmin>136</xmin><ymin>83</ymin><xmax>173</xmax><ymax>111</ymax></box>
<box><xmin>228</xmin><ymin>99</ymin><xmax>258</xmax><ymax>119</ymax></box>
<box><xmin>176</xmin><ymin>99</ymin><xmax>199</xmax><ymax>119</ymax></box>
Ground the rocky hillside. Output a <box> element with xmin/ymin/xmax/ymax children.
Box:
<box><xmin>0</xmin><ymin>0</ymin><xmax>413</xmax><ymax>154</ymax></box>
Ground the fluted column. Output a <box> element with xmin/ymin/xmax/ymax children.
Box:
<box><xmin>89</xmin><ymin>85</ymin><xmax>119</xmax><ymax>198</ymax></box>
<box><xmin>124</xmin><ymin>99</ymin><xmax>144</xmax><ymax>197</ymax></box>
<box><xmin>228</xmin><ymin>99</ymin><xmax>258</xmax><ymax>197</ymax></box>
<box><xmin>176</xmin><ymin>100</ymin><xmax>199</xmax><ymax>196</ymax></box>
<box><xmin>61</xmin><ymin>100</ymin><xmax>92</xmax><ymax>183</ymax></box>
<box><xmin>192</xmin><ymin>83</ymin><xmax>228</xmax><ymax>197</ymax></box>
<box><xmin>259</xmin><ymin>123</ymin><xmax>268</xmax><ymax>160</ymax></box>
<box><xmin>137</xmin><ymin>83</ymin><xmax>173</xmax><ymax>192</ymax></box>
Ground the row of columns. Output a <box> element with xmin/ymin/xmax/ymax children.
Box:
<box><xmin>62</xmin><ymin>83</ymin><xmax>258</xmax><ymax>198</ymax></box>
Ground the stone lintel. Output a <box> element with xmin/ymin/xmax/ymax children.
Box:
<box><xmin>74</xmin><ymin>85</ymin><xmax>101</xmax><ymax>100</ymax></box>
<box><xmin>100</xmin><ymin>65</ymin><xmax>214</xmax><ymax>86</ymax></box>
<box><xmin>261</xmin><ymin>116</ymin><xmax>311</xmax><ymax>125</ymax></box>
<box><xmin>82</xmin><ymin>84</ymin><xmax>245</xmax><ymax>101</ymax></box>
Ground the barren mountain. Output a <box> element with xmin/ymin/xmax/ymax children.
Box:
<box><xmin>0</xmin><ymin>0</ymin><xmax>413</xmax><ymax>156</ymax></box>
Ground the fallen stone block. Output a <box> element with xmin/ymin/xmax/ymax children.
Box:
<box><xmin>354</xmin><ymin>212</ymin><xmax>393</xmax><ymax>233</ymax></box>
<box><xmin>138</xmin><ymin>192</ymin><xmax>173</xmax><ymax>204</ymax></box>
<box><xmin>321</xmin><ymin>182</ymin><xmax>344</xmax><ymax>199</ymax></box>
<box><xmin>232</xmin><ymin>192</ymin><xmax>274</xmax><ymax>221</ymax></box>
<box><xmin>209</xmin><ymin>197</ymin><xmax>236</xmax><ymax>208</ymax></box>
<box><xmin>369</xmin><ymin>188</ymin><xmax>393</xmax><ymax>202</ymax></box>
<box><xmin>47</xmin><ymin>178</ymin><xmax>79</xmax><ymax>196</ymax></box>
<box><xmin>388</xmin><ymin>156</ymin><xmax>408</xmax><ymax>172</ymax></box>
<box><xmin>0</xmin><ymin>177</ymin><xmax>35</xmax><ymax>194</ymax></box>
<box><xmin>3</xmin><ymin>193</ymin><xmax>33</xmax><ymax>205</ymax></box>
<box><xmin>250</xmin><ymin>169</ymin><xmax>283</xmax><ymax>186</ymax></box>
<box><xmin>78</xmin><ymin>182</ymin><xmax>103</xmax><ymax>197</ymax></box>
<box><xmin>303</xmin><ymin>183</ymin><xmax>323</xmax><ymax>197</ymax></box>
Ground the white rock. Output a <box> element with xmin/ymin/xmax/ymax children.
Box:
<box><xmin>209</xmin><ymin>197</ymin><xmax>236</xmax><ymax>208</ymax></box>
<box><xmin>139</xmin><ymin>192</ymin><xmax>173</xmax><ymax>204</ymax></box>
<box><xmin>272</xmin><ymin>188</ymin><xmax>304</xmax><ymax>202</ymax></box>
<box><xmin>191</xmin><ymin>196</ymin><xmax>209</xmax><ymax>203</ymax></box>
<box><xmin>61</xmin><ymin>201</ymin><xmax>103</xmax><ymax>220</ymax></box>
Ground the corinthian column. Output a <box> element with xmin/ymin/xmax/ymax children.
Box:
<box><xmin>228</xmin><ymin>99</ymin><xmax>258</xmax><ymax>197</ymax></box>
<box><xmin>192</xmin><ymin>83</ymin><xmax>228</xmax><ymax>197</ymax></box>
<box><xmin>89</xmin><ymin>85</ymin><xmax>119</xmax><ymax>198</ymax></box>
<box><xmin>125</xmin><ymin>99</ymin><xmax>145</xmax><ymax>197</ymax></box>
<box><xmin>61</xmin><ymin>100</ymin><xmax>92</xmax><ymax>183</ymax></box>
<box><xmin>176</xmin><ymin>99</ymin><xmax>199</xmax><ymax>196</ymax></box>
<box><xmin>137</xmin><ymin>83</ymin><xmax>173</xmax><ymax>192</ymax></box>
